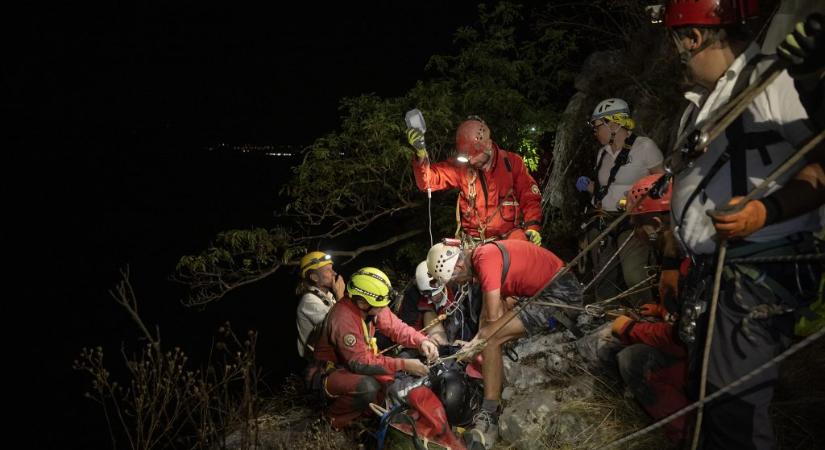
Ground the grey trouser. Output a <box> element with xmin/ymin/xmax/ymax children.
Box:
<box><xmin>518</xmin><ymin>271</ymin><xmax>583</xmax><ymax>337</ymax></box>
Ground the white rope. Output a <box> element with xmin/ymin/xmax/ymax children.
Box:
<box><xmin>427</xmin><ymin>188</ymin><xmax>433</xmax><ymax>247</ymax></box>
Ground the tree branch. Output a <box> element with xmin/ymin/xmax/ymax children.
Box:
<box><xmin>329</xmin><ymin>229</ymin><xmax>424</xmax><ymax>264</ymax></box>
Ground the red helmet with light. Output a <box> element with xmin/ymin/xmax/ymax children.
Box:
<box><xmin>627</xmin><ymin>174</ymin><xmax>672</xmax><ymax>215</ymax></box>
<box><xmin>455</xmin><ymin>119</ymin><xmax>492</xmax><ymax>163</ymax></box>
<box><xmin>663</xmin><ymin>0</ymin><xmax>759</xmax><ymax>28</ymax></box>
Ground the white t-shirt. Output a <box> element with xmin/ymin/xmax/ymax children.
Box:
<box><xmin>596</xmin><ymin>135</ymin><xmax>663</xmax><ymax>211</ymax></box>
<box><xmin>295</xmin><ymin>288</ymin><xmax>336</xmax><ymax>358</ymax></box>
<box><xmin>671</xmin><ymin>43</ymin><xmax>820</xmax><ymax>255</ymax></box>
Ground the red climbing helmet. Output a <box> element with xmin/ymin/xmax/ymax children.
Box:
<box><xmin>455</xmin><ymin>118</ymin><xmax>492</xmax><ymax>162</ymax></box>
<box><xmin>663</xmin><ymin>0</ymin><xmax>760</xmax><ymax>28</ymax></box>
<box><xmin>627</xmin><ymin>174</ymin><xmax>672</xmax><ymax>215</ymax></box>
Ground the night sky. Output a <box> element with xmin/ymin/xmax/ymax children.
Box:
<box><xmin>13</xmin><ymin>2</ymin><xmax>490</xmax><ymax>449</ymax></box>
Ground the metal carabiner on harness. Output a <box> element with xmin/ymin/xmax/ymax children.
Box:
<box><xmin>584</xmin><ymin>303</ymin><xmax>606</xmax><ymax>318</ymax></box>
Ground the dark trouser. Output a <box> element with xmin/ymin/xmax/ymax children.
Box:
<box><xmin>699</xmin><ymin>278</ymin><xmax>794</xmax><ymax>450</ymax></box>
<box><xmin>587</xmin><ymin>227</ymin><xmax>653</xmax><ymax>306</ymax></box>
<box><xmin>688</xmin><ymin>236</ymin><xmax>820</xmax><ymax>450</ymax></box>
<box><xmin>517</xmin><ymin>271</ymin><xmax>583</xmax><ymax>337</ymax></box>
<box><xmin>617</xmin><ymin>344</ymin><xmax>690</xmax><ymax>442</ymax></box>
<box><xmin>324</xmin><ymin>369</ymin><xmax>392</xmax><ymax>429</ymax></box>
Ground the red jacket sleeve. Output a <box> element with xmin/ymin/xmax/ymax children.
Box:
<box><xmin>626</xmin><ymin>321</ymin><xmax>686</xmax><ymax>358</ymax></box>
<box><xmin>508</xmin><ymin>153</ymin><xmax>542</xmax><ymax>231</ymax></box>
<box><xmin>329</xmin><ymin>308</ymin><xmax>405</xmax><ymax>375</ymax></box>
<box><xmin>375</xmin><ymin>308</ymin><xmax>428</xmax><ymax>349</ymax></box>
<box><xmin>411</xmin><ymin>157</ymin><xmax>464</xmax><ymax>192</ymax></box>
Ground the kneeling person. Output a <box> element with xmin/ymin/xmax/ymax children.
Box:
<box><xmin>310</xmin><ymin>267</ymin><xmax>438</xmax><ymax>429</ymax></box>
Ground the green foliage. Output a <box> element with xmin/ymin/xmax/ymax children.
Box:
<box><xmin>175</xmin><ymin>228</ymin><xmax>297</xmax><ymax>306</ymax></box>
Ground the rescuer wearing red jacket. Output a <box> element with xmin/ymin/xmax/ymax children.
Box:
<box><xmin>406</xmin><ymin>118</ymin><xmax>543</xmax><ymax>245</ymax></box>
<box><xmin>309</xmin><ymin>267</ymin><xmax>439</xmax><ymax>429</ymax></box>
<box><xmin>609</xmin><ymin>174</ymin><xmax>690</xmax><ymax>444</ymax></box>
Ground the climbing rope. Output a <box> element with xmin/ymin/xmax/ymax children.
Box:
<box><xmin>582</xmin><ymin>228</ymin><xmax>635</xmax><ymax>293</ymax></box>
<box><xmin>600</xmin><ymin>326</ymin><xmax>825</xmax><ymax>450</ymax></box>
<box><xmin>727</xmin><ymin>253</ymin><xmax>825</xmax><ymax>264</ymax></box>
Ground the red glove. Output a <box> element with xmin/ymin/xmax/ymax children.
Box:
<box><xmin>640</xmin><ymin>303</ymin><xmax>666</xmax><ymax>318</ymax></box>
<box><xmin>611</xmin><ymin>315</ymin><xmax>635</xmax><ymax>342</ymax></box>
<box><xmin>710</xmin><ymin>197</ymin><xmax>767</xmax><ymax>239</ymax></box>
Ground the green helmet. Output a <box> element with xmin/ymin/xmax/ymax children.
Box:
<box><xmin>347</xmin><ymin>267</ymin><xmax>393</xmax><ymax>307</ymax></box>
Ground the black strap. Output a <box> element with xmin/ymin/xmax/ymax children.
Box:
<box><xmin>726</xmin><ymin>116</ymin><xmax>783</xmax><ymax>196</ymax></box>
<box><xmin>594</xmin><ymin>133</ymin><xmax>637</xmax><ymax>203</ymax></box>
<box><xmin>478</xmin><ymin>171</ymin><xmax>489</xmax><ymax>206</ymax></box>
<box><xmin>492</xmin><ymin>242</ymin><xmax>510</xmax><ymax>286</ymax></box>
<box><xmin>722</xmin><ymin>54</ymin><xmax>783</xmax><ymax>197</ymax></box>
<box><xmin>504</xmin><ymin>156</ymin><xmax>512</xmax><ymax>172</ymax></box>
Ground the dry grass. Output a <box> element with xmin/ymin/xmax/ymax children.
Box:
<box><xmin>535</xmin><ymin>379</ymin><xmax>671</xmax><ymax>450</ymax></box>
<box><xmin>240</xmin><ymin>375</ymin><xmax>358</xmax><ymax>450</ymax></box>
<box><xmin>772</xmin><ymin>338</ymin><xmax>825</xmax><ymax>450</ymax></box>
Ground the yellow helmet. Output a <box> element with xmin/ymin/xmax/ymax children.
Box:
<box><xmin>347</xmin><ymin>267</ymin><xmax>393</xmax><ymax>307</ymax></box>
<box><xmin>300</xmin><ymin>251</ymin><xmax>332</xmax><ymax>278</ymax></box>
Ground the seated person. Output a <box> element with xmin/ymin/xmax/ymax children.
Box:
<box><xmin>295</xmin><ymin>251</ymin><xmax>345</xmax><ymax>359</ymax></box>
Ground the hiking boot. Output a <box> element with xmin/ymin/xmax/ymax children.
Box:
<box><xmin>464</xmin><ymin>409</ymin><xmax>499</xmax><ymax>450</ymax></box>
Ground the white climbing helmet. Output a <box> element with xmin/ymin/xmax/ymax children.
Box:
<box><xmin>591</xmin><ymin>98</ymin><xmax>630</xmax><ymax>120</ymax></box>
<box><xmin>591</xmin><ymin>98</ymin><xmax>635</xmax><ymax>130</ymax></box>
<box><xmin>426</xmin><ymin>243</ymin><xmax>462</xmax><ymax>285</ymax></box>
<box><xmin>416</xmin><ymin>260</ymin><xmax>446</xmax><ymax>295</ymax></box>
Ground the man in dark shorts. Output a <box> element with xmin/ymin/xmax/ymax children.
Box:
<box><xmin>426</xmin><ymin>240</ymin><xmax>582</xmax><ymax>449</ymax></box>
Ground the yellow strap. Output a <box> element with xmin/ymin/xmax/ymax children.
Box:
<box><xmin>361</xmin><ymin>319</ymin><xmax>378</xmax><ymax>355</ymax></box>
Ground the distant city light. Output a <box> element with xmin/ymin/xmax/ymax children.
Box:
<box><xmin>205</xmin><ymin>142</ymin><xmax>300</xmax><ymax>156</ymax></box>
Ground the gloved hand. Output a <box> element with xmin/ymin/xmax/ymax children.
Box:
<box><xmin>419</xmin><ymin>339</ymin><xmax>439</xmax><ymax>363</ymax></box>
<box><xmin>777</xmin><ymin>13</ymin><xmax>825</xmax><ymax>77</ymax></box>
<box><xmin>659</xmin><ymin>269</ymin><xmax>680</xmax><ymax>302</ymax></box>
<box><xmin>403</xmin><ymin>358</ymin><xmax>429</xmax><ymax>377</ymax></box>
<box><xmin>640</xmin><ymin>303</ymin><xmax>666</xmax><ymax>318</ymax></box>
<box><xmin>709</xmin><ymin>196</ymin><xmax>767</xmax><ymax>239</ymax></box>
<box><xmin>575</xmin><ymin>176</ymin><xmax>592</xmax><ymax>193</ymax></box>
<box><xmin>611</xmin><ymin>315</ymin><xmax>635</xmax><ymax>342</ymax></box>
<box><xmin>525</xmin><ymin>229</ymin><xmax>542</xmax><ymax>246</ymax></box>
<box><xmin>406</xmin><ymin>128</ymin><xmax>428</xmax><ymax>159</ymax></box>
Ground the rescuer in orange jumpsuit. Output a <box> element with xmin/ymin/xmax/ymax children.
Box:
<box><xmin>406</xmin><ymin>118</ymin><xmax>543</xmax><ymax>246</ymax></box>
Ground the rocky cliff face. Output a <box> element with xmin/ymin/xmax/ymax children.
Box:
<box><xmin>495</xmin><ymin>318</ymin><xmax>670</xmax><ymax>449</ymax></box>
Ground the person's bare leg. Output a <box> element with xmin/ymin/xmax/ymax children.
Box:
<box><xmin>478</xmin><ymin>310</ymin><xmax>527</xmax><ymax>400</ymax></box>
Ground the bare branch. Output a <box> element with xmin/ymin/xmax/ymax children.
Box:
<box><xmin>329</xmin><ymin>229</ymin><xmax>424</xmax><ymax>264</ymax></box>
<box><xmin>110</xmin><ymin>266</ymin><xmax>156</xmax><ymax>344</ymax></box>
